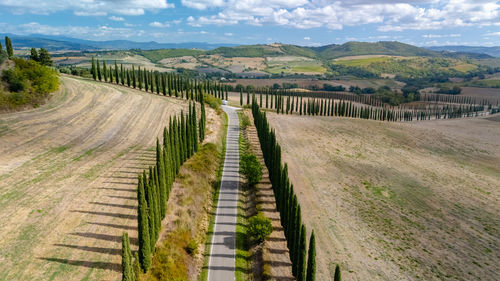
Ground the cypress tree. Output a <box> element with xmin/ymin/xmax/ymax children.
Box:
<box><xmin>147</xmin><ymin>167</ymin><xmax>157</xmax><ymax>248</ymax></box>
<box><xmin>109</xmin><ymin>66</ymin><xmax>113</xmax><ymax>83</ymax></box>
<box><xmin>5</xmin><ymin>36</ymin><xmax>13</xmax><ymax>58</ymax></box>
<box><xmin>247</xmin><ymin>90</ymin><xmax>250</xmax><ymax>105</ymax></box>
<box><xmin>121</xmin><ymin>64</ymin><xmax>125</xmax><ymax>85</ymax></box>
<box><xmin>102</xmin><ymin>61</ymin><xmax>107</xmax><ymax>82</ymax></box>
<box><xmin>138</xmin><ymin>67</ymin><xmax>143</xmax><ymax>90</ymax></box>
<box><xmin>114</xmin><ymin>61</ymin><xmax>119</xmax><ymax>85</ymax></box>
<box><xmin>30</xmin><ymin>48</ymin><xmax>39</xmax><ymax>61</ymax></box>
<box><xmin>97</xmin><ymin>59</ymin><xmax>102</xmax><ymax>81</ymax></box>
<box><xmin>132</xmin><ymin>65</ymin><xmax>136</xmax><ymax>88</ymax></box>
<box><xmin>334</xmin><ymin>264</ymin><xmax>341</xmax><ymax>281</ymax></box>
<box><xmin>133</xmin><ymin>252</ymin><xmax>141</xmax><ymax>281</ymax></box>
<box><xmin>157</xmin><ymin>138</ymin><xmax>167</xmax><ymax>218</ymax></box>
<box><xmin>240</xmin><ymin>89</ymin><xmax>243</xmax><ymax>106</ymax></box>
<box><xmin>127</xmin><ymin>70</ymin><xmax>131</xmax><ymax>87</ymax></box>
<box><xmin>122</xmin><ymin>232</ymin><xmax>133</xmax><ymax>281</ymax></box>
<box><xmin>0</xmin><ymin>41</ymin><xmax>2</xmax><ymax>52</ymax></box>
<box><xmin>297</xmin><ymin>224</ymin><xmax>307</xmax><ymax>281</ymax></box>
<box><xmin>306</xmin><ymin>231</ymin><xmax>316</xmax><ymax>281</ymax></box>
<box><xmin>91</xmin><ymin>57</ymin><xmax>97</xmax><ymax>80</ymax></box>
<box><xmin>138</xmin><ymin>175</ymin><xmax>151</xmax><ymax>271</ymax></box>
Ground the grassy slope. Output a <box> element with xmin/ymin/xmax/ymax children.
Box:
<box><xmin>266</xmin><ymin>113</ymin><xmax>500</xmax><ymax>281</ymax></box>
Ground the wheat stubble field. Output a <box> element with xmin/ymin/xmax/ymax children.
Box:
<box><xmin>266</xmin><ymin>113</ymin><xmax>500</xmax><ymax>281</ymax></box>
<box><xmin>0</xmin><ymin>76</ymin><xmax>193</xmax><ymax>280</ymax></box>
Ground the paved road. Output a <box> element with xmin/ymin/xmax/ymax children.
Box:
<box><xmin>208</xmin><ymin>105</ymin><xmax>240</xmax><ymax>281</ymax></box>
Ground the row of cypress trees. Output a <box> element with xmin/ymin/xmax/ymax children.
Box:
<box><xmin>122</xmin><ymin>100</ymin><xmax>206</xmax><ymax>280</ymax></box>
<box><xmin>251</xmin><ymin>98</ymin><xmax>316</xmax><ymax>281</ymax></box>
<box><xmin>248</xmin><ymin>88</ymin><xmax>488</xmax><ymax>121</ymax></box>
<box><xmin>90</xmin><ymin>57</ymin><xmax>225</xmax><ymax>103</ymax></box>
<box><xmin>236</xmin><ymin>86</ymin><xmax>492</xmax><ymax>121</ymax></box>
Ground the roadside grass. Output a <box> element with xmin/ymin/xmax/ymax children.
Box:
<box><xmin>144</xmin><ymin>142</ymin><xmax>222</xmax><ymax>281</ymax></box>
<box><xmin>199</xmin><ymin>111</ymin><xmax>228</xmax><ymax>281</ymax></box>
<box><xmin>235</xmin><ymin>110</ymin><xmax>253</xmax><ymax>281</ymax></box>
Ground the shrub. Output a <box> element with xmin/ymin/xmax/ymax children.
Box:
<box><xmin>240</xmin><ymin>113</ymin><xmax>251</xmax><ymax>130</ymax></box>
<box><xmin>248</xmin><ymin>213</ymin><xmax>272</xmax><ymax>243</ymax></box>
<box><xmin>185</xmin><ymin>239</ymin><xmax>198</xmax><ymax>255</ymax></box>
<box><xmin>240</xmin><ymin>153</ymin><xmax>262</xmax><ymax>185</ymax></box>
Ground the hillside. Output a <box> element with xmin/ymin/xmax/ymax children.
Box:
<box><xmin>428</xmin><ymin>46</ymin><xmax>500</xmax><ymax>58</ymax></box>
<box><xmin>311</xmin><ymin>41</ymin><xmax>438</xmax><ymax>59</ymax></box>
<box><xmin>0</xmin><ymin>58</ymin><xmax>60</xmax><ymax>111</ymax></box>
<box><xmin>266</xmin><ymin>113</ymin><xmax>500</xmax><ymax>281</ymax></box>
<box><xmin>0</xmin><ymin>76</ymin><xmax>197</xmax><ymax>280</ymax></box>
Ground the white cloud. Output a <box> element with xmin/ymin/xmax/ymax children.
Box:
<box><xmin>485</xmin><ymin>31</ymin><xmax>500</xmax><ymax>36</ymax></box>
<box><xmin>225</xmin><ymin>32</ymin><xmax>233</xmax><ymax>36</ymax></box>
<box><xmin>304</xmin><ymin>36</ymin><xmax>310</xmax><ymax>40</ymax></box>
<box><xmin>422</xmin><ymin>33</ymin><xmax>461</xmax><ymax>38</ymax></box>
<box><xmin>0</xmin><ymin>0</ymin><xmax>174</xmax><ymax>16</ymax></box>
<box><xmin>3</xmin><ymin>21</ymin><xmax>144</xmax><ymax>40</ymax></box>
<box><xmin>182</xmin><ymin>0</ymin><xmax>500</xmax><ymax>32</ymax></box>
<box><xmin>109</xmin><ymin>16</ymin><xmax>124</xmax><ymax>21</ymax></box>
<box><xmin>149</xmin><ymin>21</ymin><xmax>170</xmax><ymax>28</ymax></box>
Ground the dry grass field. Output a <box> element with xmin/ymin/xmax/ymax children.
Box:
<box><xmin>0</xmin><ymin>76</ymin><xmax>203</xmax><ymax>280</ymax></box>
<box><xmin>265</xmin><ymin>113</ymin><xmax>500</xmax><ymax>281</ymax></box>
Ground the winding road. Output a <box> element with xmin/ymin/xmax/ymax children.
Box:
<box><xmin>207</xmin><ymin>105</ymin><xmax>240</xmax><ymax>281</ymax></box>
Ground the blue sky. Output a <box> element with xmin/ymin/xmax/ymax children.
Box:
<box><xmin>1</xmin><ymin>0</ymin><xmax>499</xmax><ymax>46</ymax></box>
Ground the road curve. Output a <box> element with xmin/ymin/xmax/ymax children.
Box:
<box><xmin>207</xmin><ymin>105</ymin><xmax>240</xmax><ymax>281</ymax></box>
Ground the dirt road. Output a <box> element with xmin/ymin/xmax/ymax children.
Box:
<box><xmin>0</xmin><ymin>76</ymin><xmax>190</xmax><ymax>280</ymax></box>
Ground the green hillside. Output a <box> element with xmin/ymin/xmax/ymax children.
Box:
<box><xmin>312</xmin><ymin>41</ymin><xmax>437</xmax><ymax>59</ymax></box>
<box><xmin>207</xmin><ymin>45</ymin><xmax>284</xmax><ymax>57</ymax></box>
<box><xmin>135</xmin><ymin>49</ymin><xmax>205</xmax><ymax>63</ymax></box>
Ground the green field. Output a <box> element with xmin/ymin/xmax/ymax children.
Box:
<box><xmin>266</xmin><ymin>60</ymin><xmax>326</xmax><ymax>74</ymax></box>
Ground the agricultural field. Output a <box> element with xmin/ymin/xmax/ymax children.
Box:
<box><xmin>265</xmin><ymin>56</ymin><xmax>326</xmax><ymax>75</ymax></box>
<box><xmin>265</xmin><ymin>113</ymin><xmax>500</xmax><ymax>281</ymax></box>
<box><xmin>332</xmin><ymin>56</ymin><xmax>480</xmax><ymax>78</ymax></box>
<box><xmin>0</xmin><ymin>76</ymin><xmax>206</xmax><ymax>280</ymax></box>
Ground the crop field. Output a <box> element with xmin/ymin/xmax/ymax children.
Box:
<box><xmin>265</xmin><ymin>113</ymin><xmax>500</xmax><ymax>281</ymax></box>
<box><xmin>265</xmin><ymin>56</ymin><xmax>326</xmax><ymax>74</ymax></box>
<box><xmin>333</xmin><ymin>56</ymin><xmax>396</xmax><ymax>66</ymax></box>
<box><xmin>0</xmin><ymin>76</ymin><xmax>196</xmax><ymax>280</ymax></box>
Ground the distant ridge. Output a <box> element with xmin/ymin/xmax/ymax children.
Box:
<box><xmin>427</xmin><ymin>46</ymin><xmax>500</xmax><ymax>58</ymax></box>
<box><xmin>1</xmin><ymin>33</ymin><xmax>493</xmax><ymax>60</ymax></box>
<box><xmin>0</xmin><ymin>33</ymin><xmax>237</xmax><ymax>51</ymax></box>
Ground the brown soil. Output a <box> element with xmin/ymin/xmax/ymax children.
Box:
<box><xmin>244</xmin><ymin>110</ymin><xmax>295</xmax><ymax>281</ymax></box>
<box><xmin>265</xmin><ymin>113</ymin><xmax>500</xmax><ymax>281</ymax></box>
<box><xmin>0</xmin><ymin>76</ymin><xmax>206</xmax><ymax>280</ymax></box>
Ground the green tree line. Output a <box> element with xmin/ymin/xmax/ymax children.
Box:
<box><xmin>122</xmin><ymin>99</ymin><xmax>206</xmax><ymax>279</ymax></box>
<box><xmin>251</xmin><ymin>99</ymin><xmax>316</xmax><ymax>281</ymax></box>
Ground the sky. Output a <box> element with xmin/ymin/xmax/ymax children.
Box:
<box><xmin>0</xmin><ymin>0</ymin><xmax>500</xmax><ymax>46</ymax></box>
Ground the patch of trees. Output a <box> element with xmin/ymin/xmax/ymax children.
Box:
<box><xmin>251</xmin><ymin>100</ymin><xmax>316</xmax><ymax>281</ymax></box>
<box><xmin>1</xmin><ymin>58</ymin><xmax>59</xmax><ymax>110</ymax></box>
<box><xmin>123</xmin><ymin>100</ymin><xmax>207</xmax><ymax>278</ymax></box>
<box><xmin>29</xmin><ymin>48</ymin><xmax>53</xmax><ymax>66</ymax></box>
<box><xmin>437</xmin><ymin>86</ymin><xmax>461</xmax><ymax>95</ymax></box>
<box><xmin>323</xmin><ymin>84</ymin><xmax>345</xmax><ymax>91</ymax></box>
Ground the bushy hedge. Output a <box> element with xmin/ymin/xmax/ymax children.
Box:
<box><xmin>1</xmin><ymin>58</ymin><xmax>59</xmax><ymax>110</ymax></box>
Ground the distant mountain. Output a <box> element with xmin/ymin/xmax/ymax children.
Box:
<box><xmin>310</xmin><ymin>41</ymin><xmax>438</xmax><ymax>59</ymax></box>
<box><xmin>206</xmin><ymin>41</ymin><xmax>486</xmax><ymax>60</ymax></box>
<box><xmin>0</xmin><ymin>33</ymin><xmax>237</xmax><ymax>51</ymax></box>
<box><xmin>427</xmin><ymin>46</ymin><xmax>500</xmax><ymax>58</ymax></box>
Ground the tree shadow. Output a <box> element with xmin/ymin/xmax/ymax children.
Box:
<box><xmin>90</xmin><ymin>202</ymin><xmax>136</xmax><ymax>210</ymax></box>
<box><xmin>105</xmin><ymin>195</ymin><xmax>136</xmax><ymax>200</ymax></box>
<box><xmin>71</xmin><ymin>210</ymin><xmax>137</xmax><ymax>220</ymax></box>
<box><xmin>54</xmin><ymin>244</ymin><xmax>121</xmax><ymax>255</ymax></box>
<box><xmin>70</xmin><ymin>232</ymin><xmax>138</xmax><ymax>246</ymax></box>
<box><xmin>39</xmin><ymin>257</ymin><xmax>121</xmax><ymax>272</ymax></box>
<box><xmin>86</xmin><ymin>221</ymin><xmax>137</xmax><ymax>231</ymax></box>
